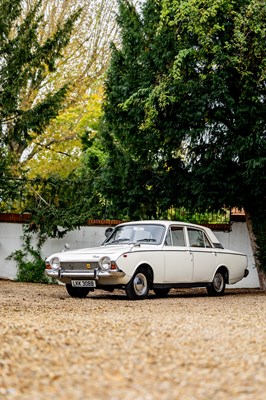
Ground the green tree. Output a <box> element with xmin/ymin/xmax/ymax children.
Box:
<box><xmin>25</xmin><ymin>88</ymin><xmax>104</xmax><ymax>178</ymax></box>
<box><xmin>0</xmin><ymin>148</ymin><xmax>17</xmax><ymax>211</ymax></box>
<box><xmin>101</xmin><ymin>0</ymin><xmax>266</xmax><ymax>287</ymax></box>
<box><xmin>21</xmin><ymin>172</ymin><xmax>106</xmax><ymax>238</ymax></box>
<box><xmin>19</xmin><ymin>1</ymin><xmax>121</xmax><ymax>174</ymax></box>
<box><xmin>17</xmin><ymin>0</ymin><xmax>141</xmax><ymax>177</ymax></box>
<box><xmin>0</xmin><ymin>0</ymin><xmax>81</xmax><ymax>167</ymax></box>
<box><xmin>100</xmin><ymin>0</ymin><xmax>188</xmax><ymax>218</ymax></box>
<box><xmin>158</xmin><ymin>0</ymin><xmax>266</xmax><ymax>287</ymax></box>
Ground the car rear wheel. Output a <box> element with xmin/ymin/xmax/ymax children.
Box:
<box><xmin>153</xmin><ymin>288</ymin><xmax>170</xmax><ymax>298</ymax></box>
<box><xmin>66</xmin><ymin>284</ymin><xmax>90</xmax><ymax>298</ymax></box>
<box><xmin>125</xmin><ymin>267</ymin><xmax>151</xmax><ymax>300</ymax></box>
<box><xmin>207</xmin><ymin>271</ymin><xmax>226</xmax><ymax>296</ymax></box>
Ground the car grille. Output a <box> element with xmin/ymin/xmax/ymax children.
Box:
<box><xmin>60</xmin><ymin>262</ymin><xmax>99</xmax><ymax>271</ymax></box>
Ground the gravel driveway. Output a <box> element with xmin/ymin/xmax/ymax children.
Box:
<box><xmin>0</xmin><ymin>280</ymin><xmax>266</xmax><ymax>400</ymax></box>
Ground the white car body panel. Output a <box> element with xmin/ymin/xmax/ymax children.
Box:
<box><xmin>163</xmin><ymin>247</ymin><xmax>193</xmax><ymax>283</ymax></box>
<box><xmin>45</xmin><ymin>220</ymin><xmax>248</xmax><ymax>299</ymax></box>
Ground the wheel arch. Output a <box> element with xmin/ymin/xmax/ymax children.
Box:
<box><xmin>125</xmin><ymin>263</ymin><xmax>154</xmax><ymax>300</ymax></box>
<box><xmin>135</xmin><ymin>263</ymin><xmax>154</xmax><ymax>284</ymax></box>
<box><xmin>214</xmin><ymin>265</ymin><xmax>229</xmax><ymax>284</ymax></box>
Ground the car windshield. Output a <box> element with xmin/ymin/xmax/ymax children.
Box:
<box><xmin>104</xmin><ymin>224</ymin><xmax>165</xmax><ymax>245</ymax></box>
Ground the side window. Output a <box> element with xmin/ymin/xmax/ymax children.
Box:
<box><xmin>171</xmin><ymin>227</ymin><xmax>185</xmax><ymax>246</ymax></box>
<box><xmin>187</xmin><ymin>228</ymin><xmax>212</xmax><ymax>248</ymax></box>
<box><xmin>164</xmin><ymin>227</ymin><xmax>185</xmax><ymax>246</ymax></box>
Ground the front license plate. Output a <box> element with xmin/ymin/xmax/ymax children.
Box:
<box><xmin>71</xmin><ymin>280</ymin><xmax>96</xmax><ymax>288</ymax></box>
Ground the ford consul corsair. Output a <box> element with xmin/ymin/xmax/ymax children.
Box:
<box><xmin>45</xmin><ymin>221</ymin><xmax>249</xmax><ymax>300</ymax></box>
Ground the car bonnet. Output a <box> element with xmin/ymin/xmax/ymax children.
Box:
<box><xmin>46</xmin><ymin>244</ymin><xmax>135</xmax><ymax>263</ymax></box>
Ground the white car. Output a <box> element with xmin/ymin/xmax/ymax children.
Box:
<box><xmin>45</xmin><ymin>220</ymin><xmax>249</xmax><ymax>300</ymax></box>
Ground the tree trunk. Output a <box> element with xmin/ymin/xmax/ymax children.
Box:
<box><xmin>257</xmin><ymin>269</ymin><xmax>266</xmax><ymax>290</ymax></box>
<box><xmin>245</xmin><ymin>210</ymin><xmax>266</xmax><ymax>290</ymax></box>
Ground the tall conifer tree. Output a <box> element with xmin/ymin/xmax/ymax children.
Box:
<box><xmin>0</xmin><ymin>0</ymin><xmax>81</xmax><ymax>165</ymax></box>
<box><xmin>100</xmin><ymin>0</ymin><xmax>188</xmax><ymax>218</ymax></box>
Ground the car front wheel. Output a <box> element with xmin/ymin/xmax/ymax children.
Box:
<box><xmin>207</xmin><ymin>271</ymin><xmax>226</xmax><ymax>296</ymax></box>
<box><xmin>66</xmin><ymin>284</ymin><xmax>90</xmax><ymax>298</ymax></box>
<box><xmin>125</xmin><ymin>267</ymin><xmax>151</xmax><ymax>300</ymax></box>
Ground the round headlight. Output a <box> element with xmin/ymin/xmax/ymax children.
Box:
<box><xmin>99</xmin><ymin>256</ymin><xmax>111</xmax><ymax>271</ymax></box>
<box><xmin>51</xmin><ymin>257</ymin><xmax>60</xmax><ymax>270</ymax></box>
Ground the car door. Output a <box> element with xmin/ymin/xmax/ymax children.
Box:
<box><xmin>163</xmin><ymin>226</ymin><xmax>193</xmax><ymax>283</ymax></box>
<box><xmin>186</xmin><ymin>227</ymin><xmax>217</xmax><ymax>282</ymax></box>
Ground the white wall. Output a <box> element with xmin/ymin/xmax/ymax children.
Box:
<box><xmin>0</xmin><ymin>224</ymin><xmax>107</xmax><ymax>281</ymax></box>
<box><xmin>0</xmin><ymin>223</ymin><xmax>24</xmax><ymax>280</ymax></box>
<box><xmin>215</xmin><ymin>222</ymin><xmax>260</xmax><ymax>288</ymax></box>
<box><xmin>0</xmin><ymin>222</ymin><xmax>260</xmax><ymax>287</ymax></box>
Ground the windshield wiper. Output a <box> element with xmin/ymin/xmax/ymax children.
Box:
<box><xmin>136</xmin><ymin>238</ymin><xmax>157</xmax><ymax>242</ymax></box>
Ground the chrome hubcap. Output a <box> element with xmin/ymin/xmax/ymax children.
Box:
<box><xmin>133</xmin><ymin>273</ymin><xmax>147</xmax><ymax>296</ymax></box>
<box><xmin>213</xmin><ymin>273</ymin><xmax>224</xmax><ymax>292</ymax></box>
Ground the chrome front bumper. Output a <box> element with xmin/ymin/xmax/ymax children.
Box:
<box><xmin>45</xmin><ymin>268</ymin><xmax>125</xmax><ymax>280</ymax></box>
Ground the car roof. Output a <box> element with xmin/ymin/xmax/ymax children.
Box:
<box><xmin>116</xmin><ymin>220</ymin><xmax>220</xmax><ymax>244</ymax></box>
<box><xmin>118</xmin><ymin>220</ymin><xmax>204</xmax><ymax>229</ymax></box>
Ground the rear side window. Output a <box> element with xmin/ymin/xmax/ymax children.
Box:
<box><xmin>165</xmin><ymin>227</ymin><xmax>186</xmax><ymax>246</ymax></box>
<box><xmin>187</xmin><ymin>228</ymin><xmax>212</xmax><ymax>248</ymax></box>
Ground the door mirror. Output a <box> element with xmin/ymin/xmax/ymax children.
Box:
<box><xmin>62</xmin><ymin>243</ymin><xmax>70</xmax><ymax>252</ymax></box>
<box><xmin>105</xmin><ymin>227</ymin><xmax>113</xmax><ymax>238</ymax></box>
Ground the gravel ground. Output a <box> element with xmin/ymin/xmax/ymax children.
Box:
<box><xmin>0</xmin><ymin>280</ymin><xmax>266</xmax><ymax>400</ymax></box>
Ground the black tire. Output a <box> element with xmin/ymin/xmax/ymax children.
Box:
<box><xmin>66</xmin><ymin>284</ymin><xmax>90</xmax><ymax>298</ymax></box>
<box><xmin>125</xmin><ymin>267</ymin><xmax>152</xmax><ymax>300</ymax></box>
<box><xmin>153</xmin><ymin>288</ymin><xmax>170</xmax><ymax>298</ymax></box>
<box><xmin>207</xmin><ymin>271</ymin><xmax>226</xmax><ymax>296</ymax></box>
